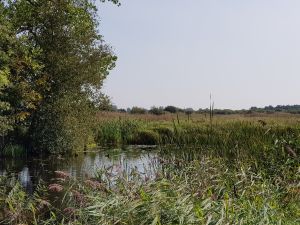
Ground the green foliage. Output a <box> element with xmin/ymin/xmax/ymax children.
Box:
<box><xmin>130</xmin><ymin>106</ymin><xmax>147</xmax><ymax>114</ymax></box>
<box><xmin>95</xmin><ymin>117</ymin><xmax>300</xmax><ymax>167</ymax></box>
<box><xmin>0</xmin><ymin>3</ymin><xmax>13</xmax><ymax>138</ymax></box>
<box><xmin>97</xmin><ymin>93</ymin><xmax>114</xmax><ymax>111</ymax></box>
<box><xmin>1</xmin><ymin>152</ymin><xmax>299</xmax><ymax>224</ymax></box>
<box><xmin>0</xmin><ymin>1</ymin><xmax>44</xmax><ymax>130</ymax></box>
<box><xmin>164</xmin><ymin>105</ymin><xmax>178</xmax><ymax>113</ymax></box>
<box><xmin>0</xmin><ymin>0</ymin><xmax>117</xmax><ymax>153</ymax></box>
<box><xmin>149</xmin><ymin>106</ymin><xmax>165</xmax><ymax>115</ymax></box>
<box><xmin>119</xmin><ymin>119</ymin><xmax>141</xmax><ymax>143</ymax></box>
<box><xmin>96</xmin><ymin>119</ymin><xmax>142</xmax><ymax>145</ymax></box>
<box><xmin>130</xmin><ymin>130</ymin><xmax>159</xmax><ymax>145</ymax></box>
<box><xmin>1</xmin><ymin>144</ymin><xmax>25</xmax><ymax>158</ymax></box>
<box><xmin>152</xmin><ymin>126</ymin><xmax>174</xmax><ymax>144</ymax></box>
<box><xmin>1</xmin><ymin>115</ymin><xmax>300</xmax><ymax>224</ymax></box>
<box><xmin>31</xmin><ymin>95</ymin><xmax>95</xmax><ymax>154</ymax></box>
<box><xmin>0</xmin><ymin>177</ymin><xmax>51</xmax><ymax>224</ymax></box>
<box><xmin>96</xmin><ymin>120</ymin><xmax>122</xmax><ymax>145</ymax></box>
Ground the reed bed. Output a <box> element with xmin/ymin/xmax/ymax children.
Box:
<box><xmin>1</xmin><ymin>153</ymin><xmax>299</xmax><ymax>224</ymax></box>
<box><xmin>1</xmin><ymin>114</ymin><xmax>299</xmax><ymax>224</ymax></box>
<box><xmin>95</xmin><ymin>116</ymin><xmax>300</xmax><ymax>163</ymax></box>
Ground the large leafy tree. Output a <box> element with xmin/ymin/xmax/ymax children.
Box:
<box><xmin>0</xmin><ymin>3</ymin><xmax>12</xmax><ymax>139</ymax></box>
<box><xmin>1</xmin><ymin>0</ymin><xmax>118</xmax><ymax>153</ymax></box>
<box><xmin>0</xmin><ymin>1</ymin><xmax>44</xmax><ymax>149</ymax></box>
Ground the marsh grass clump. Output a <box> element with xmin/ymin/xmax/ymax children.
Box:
<box><xmin>152</xmin><ymin>126</ymin><xmax>174</xmax><ymax>144</ymax></box>
<box><xmin>95</xmin><ymin>119</ymin><xmax>142</xmax><ymax>145</ymax></box>
<box><xmin>96</xmin><ymin>119</ymin><xmax>164</xmax><ymax>146</ymax></box>
<box><xmin>95</xmin><ymin>120</ymin><xmax>122</xmax><ymax>145</ymax></box>
<box><xmin>0</xmin><ymin>176</ymin><xmax>52</xmax><ymax>224</ymax></box>
<box><xmin>129</xmin><ymin>130</ymin><xmax>160</xmax><ymax>145</ymax></box>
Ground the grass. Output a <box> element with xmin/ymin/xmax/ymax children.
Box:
<box><xmin>94</xmin><ymin>113</ymin><xmax>300</xmax><ymax>163</ymax></box>
<box><xmin>0</xmin><ymin>154</ymin><xmax>299</xmax><ymax>224</ymax></box>
<box><xmin>0</xmin><ymin>112</ymin><xmax>299</xmax><ymax>224</ymax></box>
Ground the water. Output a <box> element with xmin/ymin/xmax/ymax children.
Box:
<box><xmin>0</xmin><ymin>146</ymin><xmax>159</xmax><ymax>193</ymax></box>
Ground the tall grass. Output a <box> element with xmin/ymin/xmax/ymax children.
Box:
<box><xmin>96</xmin><ymin>117</ymin><xmax>300</xmax><ymax>163</ymax></box>
<box><xmin>1</xmin><ymin>154</ymin><xmax>299</xmax><ymax>224</ymax></box>
<box><xmin>1</xmin><ymin>114</ymin><xmax>299</xmax><ymax>224</ymax></box>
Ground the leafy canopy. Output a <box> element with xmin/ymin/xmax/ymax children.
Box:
<box><xmin>0</xmin><ymin>0</ymin><xmax>118</xmax><ymax>153</ymax></box>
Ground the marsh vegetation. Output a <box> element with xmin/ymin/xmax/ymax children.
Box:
<box><xmin>0</xmin><ymin>0</ymin><xmax>299</xmax><ymax>224</ymax></box>
<box><xmin>1</xmin><ymin>113</ymin><xmax>299</xmax><ymax>224</ymax></box>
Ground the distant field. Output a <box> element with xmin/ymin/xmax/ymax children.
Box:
<box><xmin>96</xmin><ymin>111</ymin><xmax>300</xmax><ymax>125</ymax></box>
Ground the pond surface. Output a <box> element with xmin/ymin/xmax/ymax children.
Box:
<box><xmin>0</xmin><ymin>146</ymin><xmax>159</xmax><ymax>193</ymax></box>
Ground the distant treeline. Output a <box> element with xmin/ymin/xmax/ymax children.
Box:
<box><xmin>106</xmin><ymin>105</ymin><xmax>300</xmax><ymax>115</ymax></box>
<box><xmin>249</xmin><ymin>105</ymin><xmax>300</xmax><ymax>114</ymax></box>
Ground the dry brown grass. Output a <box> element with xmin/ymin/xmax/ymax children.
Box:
<box><xmin>96</xmin><ymin>111</ymin><xmax>300</xmax><ymax>126</ymax></box>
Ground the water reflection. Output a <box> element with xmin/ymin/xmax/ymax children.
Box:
<box><xmin>0</xmin><ymin>147</ymin><xmax>159</xmax><ymax>192</ymax></box>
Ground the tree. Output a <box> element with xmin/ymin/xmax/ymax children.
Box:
<box><xmin>0</xmin><ymin>2</ymin><xmax>12</xmax><ymax>139</ymax></box>
<box><xmin>164</xmin><ymin>106</ymin><xmax>178</xmax><ymax>113</ymax></box>
<box><xmin>30</xmin><ymin>94</ymin><xmax>95</xmax><ymax>154</ymax></box>
<box><xmin>0</xmin><ymin>1</ymin><xmax>44</xmax><ymax>147</ymax></box>
<box><xmin>149</xmin><ymin>106</ymin><xmax>165</xmax><ymax>115</ymax></box>
<box><xmin>130</xmin><ymin>107</ymin><xmax>147</xmax><ymax>114</ymax></box>
<box><xmin>97</xmin><ymin>93</ymin><xmax>114</xmax><ymax>111</ymax></box>
<box><xmin>1</xmin><ymin>0</ymin><xmax>118</xmax><ymax>153</ymax></box>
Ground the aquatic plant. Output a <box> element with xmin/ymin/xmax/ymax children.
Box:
<box><xmin>1</xmin><ymin>153</ymin><xmax>299</xmax><ymax>224</ymax></box>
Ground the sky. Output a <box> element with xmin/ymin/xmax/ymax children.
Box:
<box><xmin>97</xmin><ymin>0</ymin><xmax>300</xmax><ymax>110</ymax></box>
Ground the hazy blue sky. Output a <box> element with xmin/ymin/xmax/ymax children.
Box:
<box><xmin>97</xmin><ymin>0</ymin><xmax>300</xmax><ymax>110</ymax></box>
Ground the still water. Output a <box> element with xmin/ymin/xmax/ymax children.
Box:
<box><xmin>0</xmin><ymin>146</ymin><xmax>159</xmax><ymax>193</ymax></box>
